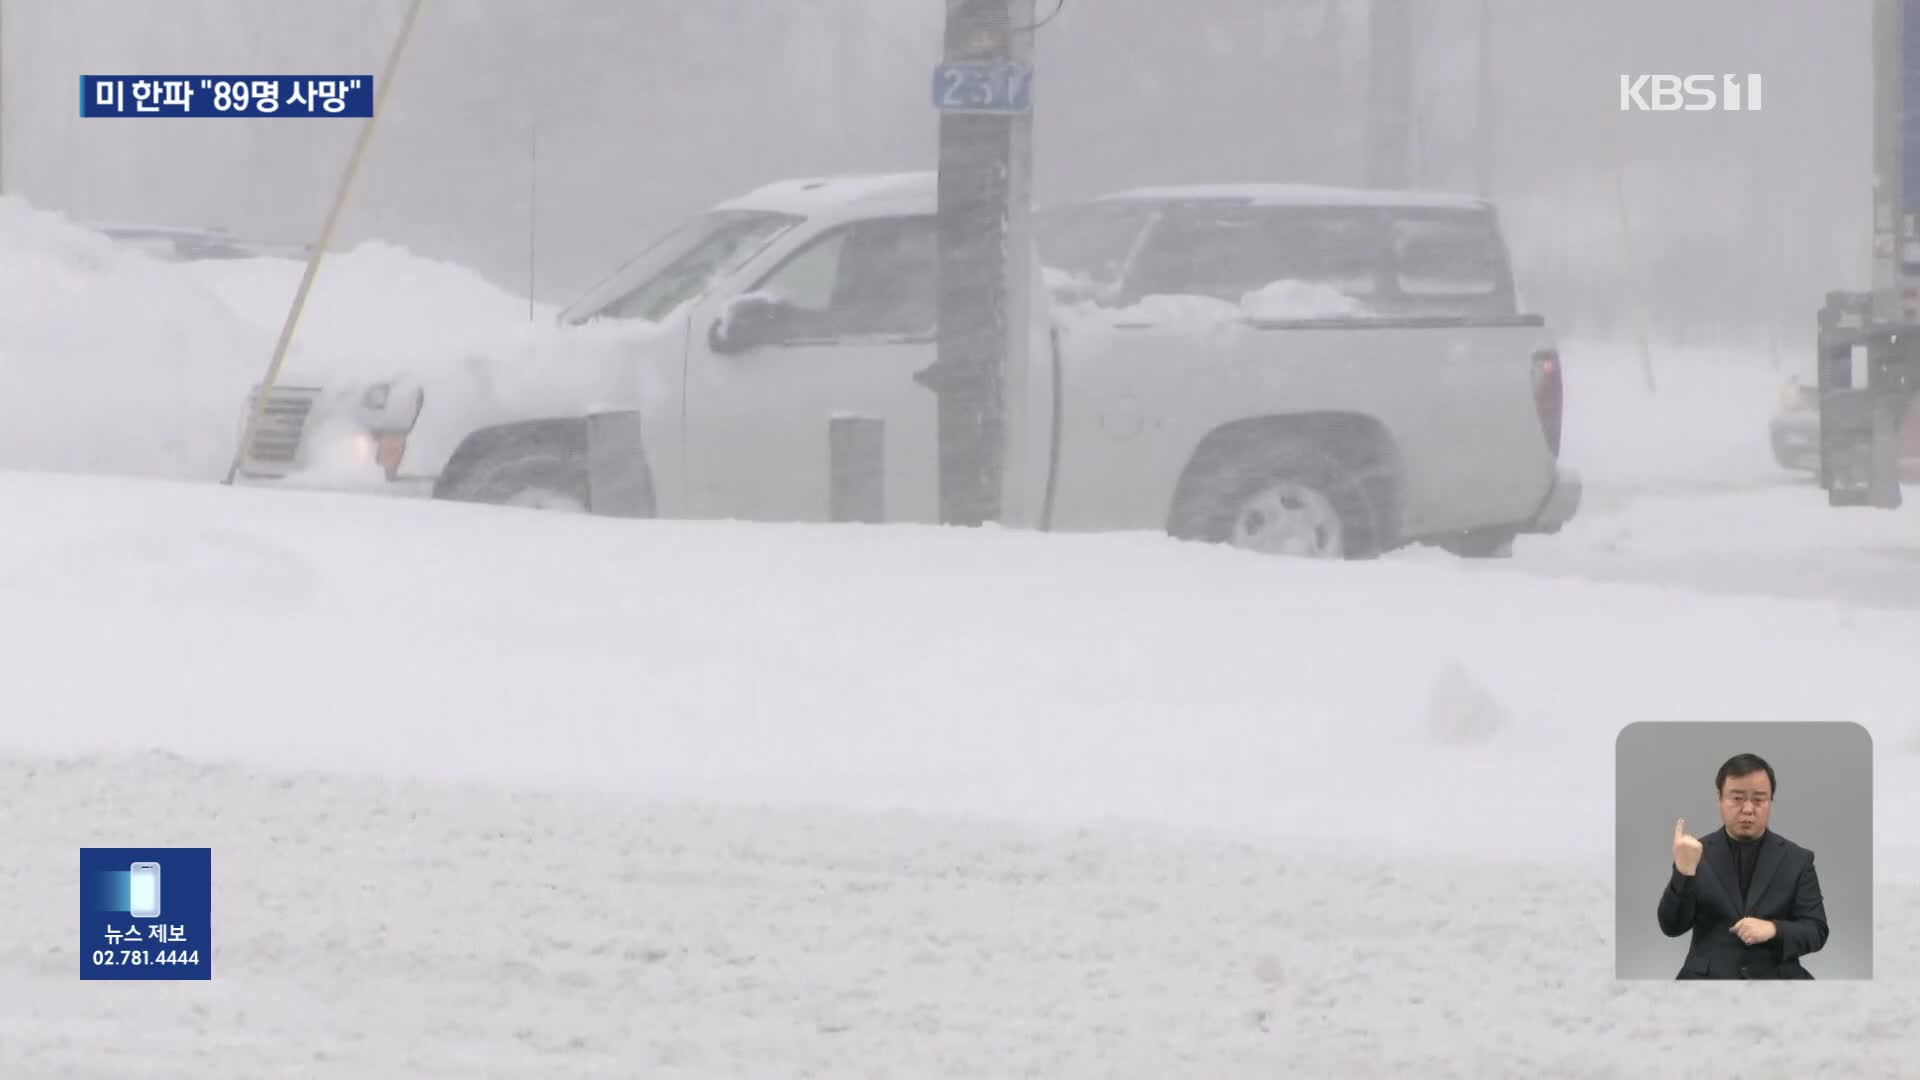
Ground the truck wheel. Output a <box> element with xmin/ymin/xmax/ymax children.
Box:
<box><xmin>1435</xmin><ymin>528</ymin><xmax>1517</xmax><ymax>559</ymax></box>
<box><xmin>441</xmin><ymin>446</ymin><xmax>589</xmax><ymax>513</ymax></box>
<box><xmin>1170</xmin><ymin>435</ymin><xmax>1381</xmax><ymax>559</ymax></box>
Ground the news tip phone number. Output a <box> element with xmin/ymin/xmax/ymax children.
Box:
<box><xmin>89</xmin><ymin>949</ymin><xmax>201</xmax><ymax>967</ymax></box>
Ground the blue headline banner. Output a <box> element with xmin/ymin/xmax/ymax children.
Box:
<box><xmin>79</xmin><ymin>847</ymin><xmax>212</xmax><ymax>980</ymax></box>
<box><xmin>81</xmin><ymin>76</ymin><xmax>373</xmax><ymax>118</ymax></box>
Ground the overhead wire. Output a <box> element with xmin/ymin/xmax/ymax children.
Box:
<box><xmin>1011</xmin><ymin>0</ymin><xmax>1068</xmax><ymax>34</ymax></box>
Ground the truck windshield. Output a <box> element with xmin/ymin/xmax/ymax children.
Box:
<box><xmin>561</xmin><ymin>209</ymin><xmax>803</xmax><ymax>326</ymax></box>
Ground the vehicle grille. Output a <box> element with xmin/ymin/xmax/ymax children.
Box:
<box><xmin>243</xmin><ymin>386</ymin><xmax>322</xmax><ymax>466</ymax></box>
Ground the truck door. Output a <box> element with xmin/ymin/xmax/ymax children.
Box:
<box><xmin>682</xmin><ymin>215</ymin><xmax>942</xmax><ymax>524</ymax></box>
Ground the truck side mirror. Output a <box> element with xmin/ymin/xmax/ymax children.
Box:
<box><xmin>709</xmin><ymin>294</ymin><xmax>786</xmax><ymax>355</ymax></box>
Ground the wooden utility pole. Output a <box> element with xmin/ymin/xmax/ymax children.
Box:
<box><xmin>224</xmin><ymin>0</ymin><xmax>426</xmax><ymax>485</ymax></box>
<box><xmin>921</xmin><ymin>0</ymin><xmax>1035</xmax><ymax>527</ymax></box>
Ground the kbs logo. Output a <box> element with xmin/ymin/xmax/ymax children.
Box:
<box><xmin>1618</xmin><ymin>74</ymin><xmax>1762</xmax><ymax>111</ymax></box>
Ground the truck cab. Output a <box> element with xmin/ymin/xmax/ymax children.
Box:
<box><xmin>240</xmin><ymin>172</ymin><xmax>1056</xmax><ymax>528</ymax></box>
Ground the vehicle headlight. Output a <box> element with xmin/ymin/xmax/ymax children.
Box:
<box><xmin>355</xmin><ymin>379</ymin><xmax>425</xmax><ymax>433</ymax></box>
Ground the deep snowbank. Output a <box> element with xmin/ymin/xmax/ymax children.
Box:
<box><xmin>182</xmin><ymin>239</ymin><xmax>560</xmax><ymax>378</ymax></box>
<box><xmin>0</xmin><ymin>197</ymin><xmax>547</xmax><ymax>482</ymax></box>
<box><xmin>0</xmin><ymin>197</ymin><xmax>272</xmax><ymax>481</ymax></box>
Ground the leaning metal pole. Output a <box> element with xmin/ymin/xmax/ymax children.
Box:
<box><xmin>223</xmin><ymin>0</ymin><xmax>426</xmax><ymax>485</ymax></box>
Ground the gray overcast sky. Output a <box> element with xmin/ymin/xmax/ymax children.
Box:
<box><xmin>0</xmin><ymin>0</ymin><xmax>1871</xmax><ymax>347</ymax></box>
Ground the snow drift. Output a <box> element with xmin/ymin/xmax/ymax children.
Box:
<box><xmin>0</xmin><ymin>196</ymin><xmax>548</xmax><ymax>482</ymax></box>
<box><xmin>182</xmin><ymin>239</ymin><xmax>561</xmax><ymax>378</ymax></box>
<box><xmin>0</xmin><ymin>197</ymin><xmax>272</xmax><ymax>481</ymax></box>
<box><xmin>2</xmin><ymin>467</ymin><xmax>1916</xmax><ymax>870</ymax></box>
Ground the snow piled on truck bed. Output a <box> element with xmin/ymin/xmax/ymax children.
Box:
<box><xmin>1055</xmin><ymin>279</ymin><xmax>1371</xmax><ymax>333</ymax></box>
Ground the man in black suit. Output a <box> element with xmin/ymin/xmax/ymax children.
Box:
<box><xmin>1657</xmin><ymin>753</ymin><xmax>1829</xmax><ymax>979</ymax></box>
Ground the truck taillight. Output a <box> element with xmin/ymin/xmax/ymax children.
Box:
<box><xmin>1532</xmin><ymin>348</ymin><xmax>1563</xmax><ymax>457</ymax></box>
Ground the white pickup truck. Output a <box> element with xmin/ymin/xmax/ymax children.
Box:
<box><xmin>236</xmin><ymin>171</ymin><xmax>1580</xmax><ymax>558</ymax></box>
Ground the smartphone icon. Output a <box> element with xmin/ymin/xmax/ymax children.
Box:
<box><xmin>128</xmin><ymin>862</ymin><xmax>162</xmax><ymax>919</ymax></box>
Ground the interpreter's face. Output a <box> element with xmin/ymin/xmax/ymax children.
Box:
<box><xmin>1718</xmin><ymin>770</ymin><xmax>1773</xmax><ymax>840</ymax></box>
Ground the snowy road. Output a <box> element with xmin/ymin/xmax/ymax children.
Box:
<box><xmin>5</xmin><ymin>752</ymin><xmax>1917</xmax><ymax>1079</ymax></box>
<box><xmin>1497</xmin><ymin>484</ymin><xmax>1920</xmax><ymax>611</ymax></box>
<box><xmin>5</xmin><ymin>469</ymin><xmax>1917</xmax><ymax>865</ymax></box>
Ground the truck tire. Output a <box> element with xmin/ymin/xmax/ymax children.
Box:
<box><xmin>1434</xmin><ymin>528</ymin><xmax>1517</xmax><ymax>559</ymax></box>
<box><xmin>1169</xmin><ymin>434</ymin><xmax>1382</xmax><ymax>559</ymax></box>
<box><xmin>439</xmin><ymin>445</ymin><xmax>589</xmax><ymax>513</ymax></box>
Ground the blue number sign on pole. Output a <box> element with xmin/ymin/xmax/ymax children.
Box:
<box><xmin>932</xmin><ymin>62</ymin><xmax>1034</xmax><ymax>115</ymax></box>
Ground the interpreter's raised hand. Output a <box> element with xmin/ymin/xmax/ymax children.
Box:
<box><xmin>1673</xmin><ymin>818</ymin><xmax>1703</xmax><ymax>877</ymax></box>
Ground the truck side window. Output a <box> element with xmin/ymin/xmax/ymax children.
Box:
<box><xmin>1392</xmin><ymin>216</ymin><xmax>1503</xmax><ymax>297</ymax></box>
<box><xmin>755</xmin><ymin>217</ymin><xmax>939</xmax><ymax>343</ymax></box>
<box><xmin>1035</xmin><ymin>203</ymin><xmax>1156</xmax><ymax>292</ymax></box>
<box><xmin>1125</xmin><ymin>207</ymin><xmax>1383</xmax><ymax>306</ymax></box>
<box><xmin>762</xmin><ymin>232</ymin><xmax>846</xmax><ymax>313</ymax></box>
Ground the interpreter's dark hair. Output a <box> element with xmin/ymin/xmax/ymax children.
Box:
<box><xmin>1716</xmin><ymin>753</ymin><xmax>1776</xmax><ymax>796</ymax></box>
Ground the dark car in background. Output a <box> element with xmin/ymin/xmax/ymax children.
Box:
<box><xmin>1770</xmin><ymin>377</ymin><xmax>1920</xmax><ymax>479</ymax></box>
<box><xmin>92</xmin><ymin>223</ymin><xmax>311</xmax><ymax>263</ymax></box>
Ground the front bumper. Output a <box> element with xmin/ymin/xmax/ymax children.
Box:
<box><xmin>235</xmin><ymin>384</ymin><xmax>438</xmax><ymax>498</ymax></box>
<box><xmin>233</xmin><ymin>467</ymin><xmax>436</xmax><ymax>500</ymax></box>
<box><xmin>1521</xmin><ymin>467</ymin><xmax>1582</xmax><ymax>534</ymax></box>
